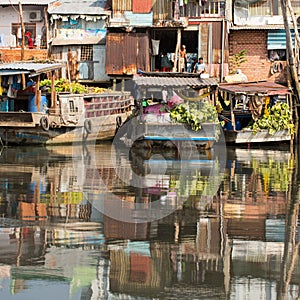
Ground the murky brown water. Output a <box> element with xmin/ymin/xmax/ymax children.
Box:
<box><xmin>0</xmin><ymin>142</ymin><xmax>299</xmax><ymax>299</ymax></box>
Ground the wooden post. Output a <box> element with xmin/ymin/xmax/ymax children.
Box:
<box><xmin>35</xmin><ymin>75</ymin><xmax>41</xmax><ymax>112</ymax></box>
<box><xmin>280</xmin><ymin>0</ymin><xmax>300</xmax><ymax>103</ymax></box>
<box><xmin>18</xmin><ymin>2</ymin><xmax>25</xmax><ymax>60</ymax></box>
<box><xmin>51</xmin><ymin>70</ymin><xmax>56</xmax><ymax>110</ymax></box>
<box><xmin>173</xmin><ymin>29</ymin><xmax>181</xmax><ymax>72</ymax></box>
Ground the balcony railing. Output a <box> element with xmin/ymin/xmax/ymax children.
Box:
<box><xmin>180</xmin><ymin>1</ymin><xmax>225</xmax><ymax>18</ymax></box>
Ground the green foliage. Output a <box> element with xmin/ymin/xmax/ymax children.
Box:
<box><xmin>40</xmin><ymin>78</ymin><xmax>88</xmax><ymax>94</ymax></box>
<box><xmin>169</xmin><ymin>101</ymin><xmax>219</xmax><ymax>131</ymax></box>
<box><xmin>230</xmin><ymin>49</ymin><xmax>247</xmax><ymax>74</ymax></box>
<box><xmin>249</xmin><ymin>102</ymin><xmax>295</xmax><ymax>135</ymax></box>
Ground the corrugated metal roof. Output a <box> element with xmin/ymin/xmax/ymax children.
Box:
<box><xmin>51</xmin><ymin>36</ymin><xmax>105</xmax><ymax>45</ymax></box>
<box><xmin>218</xmin><ymin>81</ymin><xmax>291</xmax><ymax>95</ymax></box>
<box><xmin>0</xmin><ymin>0</ymin><xmax>52</xmax><ymax>4</ymax></box>
<box><xmin>133</xmin><ymin>75</ymin><xmax>218</xmax><ymax>88</ymax></box>
<box><xmin>268</xmin><ymin>29</ymin><xmax>296</xmax><ymax>50</ymax></box>
<box><xmin>0</xmin><ymin>62</ymin><xmax>64</xmax><ymax>76</ymax></box>
<box><xmin>48</xmin><ymin>0</ymin><xmax>110</xmax><ymax>15</ymax></box>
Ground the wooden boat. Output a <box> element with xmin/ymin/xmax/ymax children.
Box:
<box><xmin>0</xmin><ymin>62</ymin><xmax>133</xmax><ymax>146</ymax></box>
<box><xmin>118</xmin><ymin>72</ymin><xmax>221</xmax><ymax>149</ymax></box>
<box><xmin>218</xmin><ymin>81</ymin><xmax>294</xmax><ymax>145</ymax></box>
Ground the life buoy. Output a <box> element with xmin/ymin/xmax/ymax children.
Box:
<box><xmin>40</xmin><ymin>116</ymin><xmax>49</xmax><ymax>131</ymax></box>
<box><xmin>84</xmin><ymin>119</ymin><xmax>92</xmax><ymax>134</ymax></box>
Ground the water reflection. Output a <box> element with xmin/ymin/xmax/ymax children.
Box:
<box><xmin>0</xmin><ymin>143</ymin><xmax>299</xmax><ymax>299</ymax></box>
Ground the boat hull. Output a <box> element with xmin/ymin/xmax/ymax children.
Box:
<box><xmin>0</xmin><ymin>111</ymin><xmax>131</xmax><ymax>146</ymax></box>
<box><xmin>124</xmin><ymin>118</ymin><xmax>219</xmax><ymax>149</ymax></box>
<box><xmin>224</xmin><ymin>129</ymin><xmax>292</xmax><ymax>144</ymax></box>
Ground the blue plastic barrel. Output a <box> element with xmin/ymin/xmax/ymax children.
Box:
<box><xmin>0</xmin><ymin>100</ymin><xmax>9</xmax><ymax>112</ymax></box>
<box><xmin>28</xmin><ymin>94</ymin><xmax>48</xmax><ymax>112</ymax></box>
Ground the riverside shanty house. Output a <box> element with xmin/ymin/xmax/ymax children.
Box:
<box><xmin>48</xmin><ymin>0</ymin><xmax>111</xmax><ymax>83</ymax></box>
<box><xmin>0</xmin><ymin>0</ymin><xmax>51</xmax><ymax>61</ymax></box>
<box><xmin>106</xmin><ymin>0</ymin><xmax>230</xmax><ymax>83</ymax></box>
<box><xmin>226</xmin><ymin>0</ymin><xmax>300</xmax><ymax>83</ymax></box>
<box><xmin>2</xmin><ymin>1</ymin><xmax>300</xmax><ymax>87</ymax></box>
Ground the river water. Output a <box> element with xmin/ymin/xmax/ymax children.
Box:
<box><xmin>0</xmin><ymin>141</ymin><xmax>299</xmax><ymax>300</ymax></box>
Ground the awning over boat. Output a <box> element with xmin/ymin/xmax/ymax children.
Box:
<box><xmin>133</xmin><ymin>74</ymin><xmax>218</xmax><ymax>89</ymax></box>
<box><xmin>218</xmin><ymin>81</ymin><xmax>291</xmax><ymax>96</ymax></box>
<box><xmin>0</xmin><ymin>62</ymin><xmax>64</xmax><ymax>77</ymax></box>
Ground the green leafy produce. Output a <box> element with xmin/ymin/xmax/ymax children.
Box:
<box><xmin>169</xmin><ymin>101</ymin><xmax>219</xmax><ymax>131</ymax></box>
<box><xmin>40</xmin><ymin>78</ymin><xmax>88</xmax><ymax>94</ymax></box>
<box><xmin>249</xmin><ymin>102</ymin><xmax>295</xmax><ymax>135</ymax></box>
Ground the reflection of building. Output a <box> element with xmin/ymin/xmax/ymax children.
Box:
<box><xmin>0</xmin><ymin>146</ymin><xmax>91</xmax><ymax>223</ymax></box>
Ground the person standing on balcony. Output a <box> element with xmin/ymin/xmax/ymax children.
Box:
<box><xmin>25</xmin><ymin>31</ymin><xmax>34</xmax><ymax>49</ymax></box>
<box><xmin>178</xmin><ymin>45</ymin><xmax>187</xmax><ymax>72</ymax></box>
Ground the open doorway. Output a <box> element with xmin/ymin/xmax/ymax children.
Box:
<box><xmin>151</xmin><ymin>29</ymin><xmax>198</xmax><ymax>72</ymax></box>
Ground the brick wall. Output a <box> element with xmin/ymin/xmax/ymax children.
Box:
<box><xmin>229</xmin><ymin>30</ymin><xmax>286</xmax><ymax>83</ymax></box>
<box><xmin>0</xmin><ymin>49</ymin><xmax>48</xmax><ymax>62</ymax></box>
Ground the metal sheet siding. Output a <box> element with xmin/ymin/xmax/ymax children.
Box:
<box><xmin>132</xmin><ymin>0</ymin><xmax>152</xmax><ymax>13</ymax></box>
<box><xmin>106</xmin><ymin>33</ymin><xmax>150</xmax><ymax>75</ymax></box>
<box><xmin>212</xmin><ymin>22</ymin><xmax>222</xmax><ymax>50</ymax></box>
<box><xmin>267</xmin><ymin>30</ymin><xmax>295</xmax><ymax>50</ymax></box>
<box><xmin>153</xmin><ymin>0</ymin><xmax>172</xmax><ymax>20</ymax></box>
<box><xmin>124</xmin><ymin>12</ymin><xmax>153</xmax><ymax>27</ymax></box>
<box><xmin>112</xmin><ymin>0</ymin><xmax>132</xmax><ymax>11</ymax></box>
<box><xmin>137</xmin><ymin>34</ymin><xmax>150</xmax><ymax>73</ymax></box>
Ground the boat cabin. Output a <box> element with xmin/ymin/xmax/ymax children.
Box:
<box><xmin>122</xmin><ymin>72</ymin><xmax>220</xmax><ymax>149</ymax></box>
<box><xmin>218</xmin><ymin>81</ymin><xmax>294</xmax><ymax>144</ymax></box>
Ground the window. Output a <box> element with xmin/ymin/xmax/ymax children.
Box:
<box><xmin>81</xmin><ymin>46</ymin><xmax>93</xmax><ymax>61</ymax></box>
<box><xmin>268</xmin><ymin>50</ymin><xmax>286</xmax><ymax>61</ymax></box>
<box><xmin>11</xmin><ymin>23</ymin><xmax>36</xmax><ymax>47</ymax></box>
<box><xmin>69</xmin><ymin>100</ymin><xmax>75</xmax><ymax>112</ymax></box>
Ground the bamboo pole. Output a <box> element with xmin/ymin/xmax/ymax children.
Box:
<box><xmin>35</xmin><ymin>75</ymin><xmax>41</xmax><ymax>112</ymax></box>
<box><xmin>173</xmin><ymin>29</ymin><xmax>181</xmax><ymax>72</ymax></box>
<box><xmin>280</xmin><ymin>0</ymin><xmax>300</xmax><ymax>104</ymax></box>
<box><xmin>18</xmin><ymin>2</ymin><xmax>25</xmax><ymax>60</ymax></box>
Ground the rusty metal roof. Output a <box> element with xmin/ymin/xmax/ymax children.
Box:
<box><xmin>218</xmin><ymin>81</ymin><xmax>291</xmax><ymax>95</ymax></box>
<box><xmin>0</xmin><ymin>62</ymin><xmax>64</xmax><ymax>76</ymax></box>
<box><xmin>133</xmin><ymin>74</ymin><xmax>218</xmax><ymax>88</ymax></box>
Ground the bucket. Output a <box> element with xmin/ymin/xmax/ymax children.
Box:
<box><xmin>28</xmin><ymin>94</ymin><xmax>48</xmax><ymax>112</ymax></box>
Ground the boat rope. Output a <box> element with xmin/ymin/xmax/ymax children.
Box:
<box><xmin>174</xmin><ymin>90</ymin><xmax>211</xmax><ymax>101</ymax></box>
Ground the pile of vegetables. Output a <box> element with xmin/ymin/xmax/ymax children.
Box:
<box><xmin>169</xmin><ymin>101</ymin><xmax>219</xmax><ymax>131</ymax></box>
<box><xmin>250</xmin><ymin>102</ymin><xmax>295</xmax><ymax>135</ymax></box>
<box><xmin>40</xmin><ymin>78</ymin><xmax>107</xmax><ymax>94</ymax></box>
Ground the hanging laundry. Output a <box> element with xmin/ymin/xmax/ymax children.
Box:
<box><xmin>152</xmin><ymin>40</ymin><xmax>160</xmax><ymax>56</ymax></box>
<box><xmin>174</xmin><ymin>0</ymin><xmax>180</xmax><ymax>20</ymax></box>
<box><xmin>180</xmin><ymin>0</ymin><xmax>184</xmax><ymax>6</ymax></box>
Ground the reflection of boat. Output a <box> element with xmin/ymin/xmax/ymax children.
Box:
<box><xmin>118</xmin><ymin>73</ymin><xmax>220</xmax><ymax>149</ymax></box>
<box><xmin>218</xmin><ymin>81</ymin><xmax>294</xmax><ymax>145</ymax></box>
<box><xmin>0</xmin><ymin>62</ymin><xmax>133</xmax><ymax>145</ymax></box>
